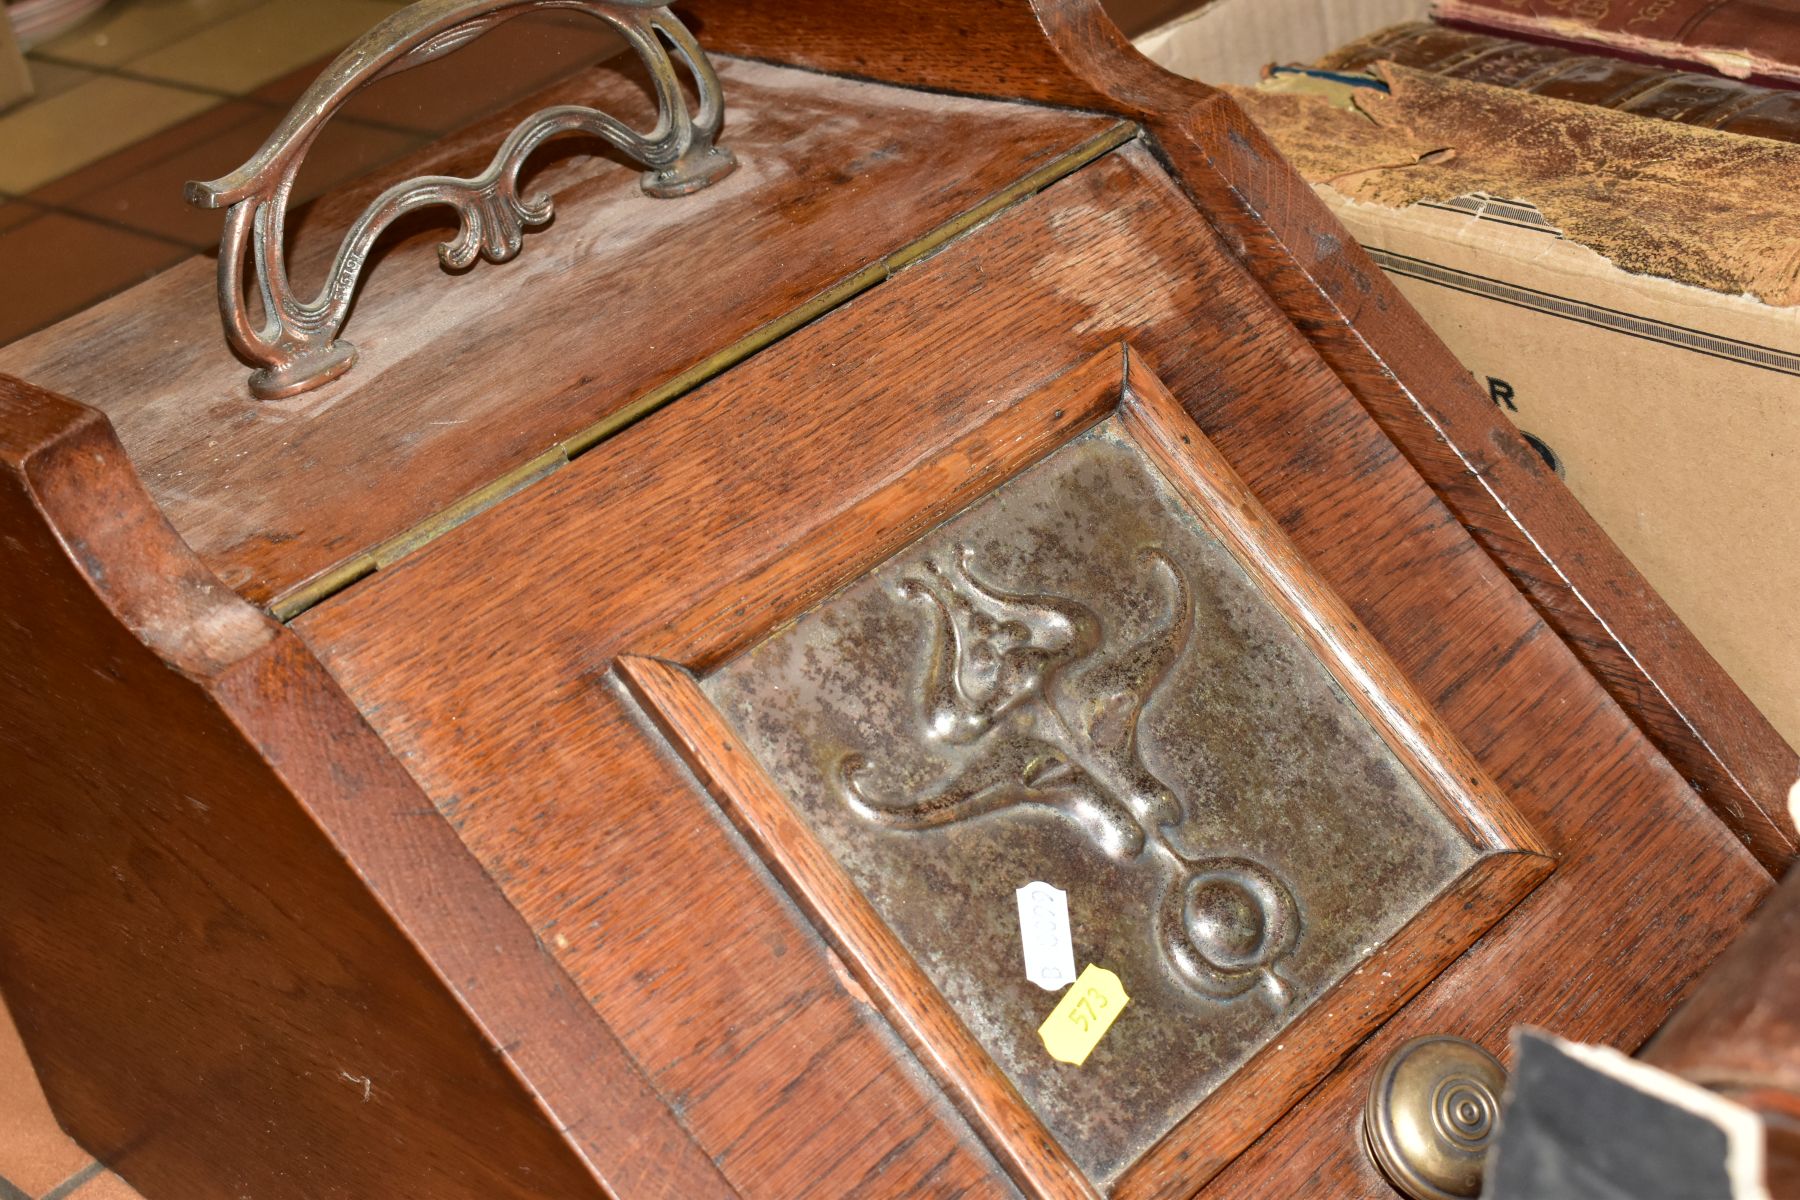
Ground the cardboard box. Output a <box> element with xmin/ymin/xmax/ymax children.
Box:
<box><xmin>1137</xmin><ymin>6</ymin><xmax>1800</xmax><ymax>748</ymax></box>
<box><xmin>1324</xmin><ymin>190</ymin><xmax>1800</xmax><ymax>748</ymax></box>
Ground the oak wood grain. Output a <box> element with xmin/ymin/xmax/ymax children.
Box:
<box><xmin>615</xmin><ymin>352</ymin><xmax>1133</xmax><ymax>1199</ymax></box>
<box><xmin>296</xmin><ymin>144</ymin><xmax>1770</xmax><ymax>1198</ymax></box>
<box><xmin>0</xmin><ymin>56</ymin><xmax>1119</xmax><ymax>615</ymax></box>
<box><xmin>4</xmin><ymin>17</ymin><xmax>1783</xmax><ymax>1200</ymax></box>
<box><xmin>681</xmin><ymin>0</ymin><xmax>1800</xmax><ymax>873</ymax></box>
<box><xmin>0</xmin><ymin>376</ymin><xmax>730</xmax><ymax>1200</ymax></box>
<box><xmin>1117</xmin><ymin>351</ymin><xmax>1544</xmax><ymax>860</ymax></box>
<box><xmin>625</xmin><ymin>344</ymin><xmax>1126</xmax><ymax>671</ymax></box>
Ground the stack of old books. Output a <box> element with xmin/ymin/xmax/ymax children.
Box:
<box><xmin>1318</xmin><ymin>7</ymin><xmax>1800</xmax><ymax>142</ymax></box>
<box><xmin>1134</xmin><ymin>0</ymin><xmax>1800</xmax><ymax>766</ymax></box>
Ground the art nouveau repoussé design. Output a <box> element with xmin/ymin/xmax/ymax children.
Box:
<box><xmin>702</xmin><ymin>419</ymin><xmax>1478</xmax><ymax>1183</ymax></box>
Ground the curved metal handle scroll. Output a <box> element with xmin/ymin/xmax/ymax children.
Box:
<box><xmin>186</xmin><ymin>0</ymin><xmax>735</xmax><ymax>400</ymax></box>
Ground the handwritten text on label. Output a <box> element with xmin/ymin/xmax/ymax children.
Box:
<box><xmin>1015</xmin><ymin>881</ymin><xmax>1077</xmax><ymax>991</ymax></box>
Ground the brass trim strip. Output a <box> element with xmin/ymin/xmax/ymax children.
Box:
<box><xmin>270</xmin><ymin>119</ymin><xmax>1138</xmax><ymax>622</ymax></box>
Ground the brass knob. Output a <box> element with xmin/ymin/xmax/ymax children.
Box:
<box><xmin>1363</xmin><ymin>1035</ymin><xmax>1507</xmax><ymax>1200</ymax></box>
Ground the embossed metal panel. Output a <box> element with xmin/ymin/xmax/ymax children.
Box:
<box><xmin>701</xmin><ymin>419</ymin><xmax>1479</xmax><ymax>1185</ymax></box>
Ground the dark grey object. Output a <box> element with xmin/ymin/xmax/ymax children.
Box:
<box><xmin>1485</xmin><ymin>1031</ymin><xmax>1741</xmax><ymax>1200</ymax></box>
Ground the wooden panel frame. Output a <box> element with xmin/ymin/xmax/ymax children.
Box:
<box><xmin>617</xmin><ymin>345</ymin><xmax>1553</xmax><ymax>1199</ymax></box>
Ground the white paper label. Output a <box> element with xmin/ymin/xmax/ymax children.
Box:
<box><xmin>1016</xmin><ymin>881</ymin><xmax>1077</xmax><ymax>992</ymax></box>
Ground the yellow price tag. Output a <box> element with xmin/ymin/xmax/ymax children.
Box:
<box><xmin>1038</xmin><ymin>964</ymin><xmax>1129</xmax><ymax>1065</ymax></box>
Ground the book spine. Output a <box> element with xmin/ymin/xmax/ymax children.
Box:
<box><xmin>1430</xmin><ymin>0</ymin><xmax>1800</xmax><ymax>86</ymax></box>
<box><xmin>1317</xmin><ymin>22</ymin><xmax>1800</xmax><ymax>144</ymax></box>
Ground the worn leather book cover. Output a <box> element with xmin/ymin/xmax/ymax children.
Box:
<box><xmin>1318</xmin><ymin>22</ymin><xmax>1800</xmax><ymax>143</ymax></box>
<box><xmin>1432</xmin><ymin>0</ymin><xmax>1800</xmax><ymax>87</ymax></box>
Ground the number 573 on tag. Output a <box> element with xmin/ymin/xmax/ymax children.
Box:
<box><xmin>1039</xmin><ymin>963</ymin><xmax>1129</xmax><ymax>1066</ymax></box>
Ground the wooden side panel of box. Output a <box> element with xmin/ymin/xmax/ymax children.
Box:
<box><xmin>0</xmin><ymin>377</ymin><xmax>729</xmax><ymax>1200</ymax></box>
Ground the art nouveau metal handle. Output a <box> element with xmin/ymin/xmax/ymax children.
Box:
<box><xmin>186</xmin><ymin>0</ymin><xmax>735</xmax><ymax>400</ymax></box>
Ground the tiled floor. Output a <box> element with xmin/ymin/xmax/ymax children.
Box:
<box><xmin>1</xmin><ymin>995</ymin><xmax>137</xmax><ymax>1199</ymax></box>
<box><xmin>0</xmin><ymin>3</ymin><xmax>620</xmax><ymax>1194</ymax></box>
<box><xmin>0</xmin><ymin>0</ymin><xmax>622</xmax><ymax>346</ymax></box>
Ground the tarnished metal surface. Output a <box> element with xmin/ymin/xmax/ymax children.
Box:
<box><xmin>186</xmin><ymin>0</ymin><xmax>734</xmax><ymax>400</ymax></box>
<box><xmin>703</xmin><ymin>421</ymin><xmax>1476</xmax><ymax>1185</ymax></box>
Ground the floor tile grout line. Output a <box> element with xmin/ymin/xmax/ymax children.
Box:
<box><xmin>41</xmin><ymin>1160</ymin><xmax>104</xmax><ymax>1200</ymax></box>
<box><xmin>25</xmin><ymin>105</ymin><xmax>270</xmax><ymax>211</ymax></box>
<box><xmin>3</xmin><ymin>202</ymin><xmax>201</xmax><ymax>252</ymax></box>
<box><xmin>22</xmin><ymin>0</ymin><xmax>280</xmax><ymax>80</ymax></box>
<box><xmin>25</xmin><ymin>166</ymin><xmax>430</xmax><ymax>255</ymax></box>
<box><xmin>24</xmin><ymin>53</ymin><xmax>288</xmax><ymax>105</ymax></box>
<box><xmin>22</xmin><ymin>50</ymin><xmax>547</xmax><ymax>145</ymax></box>
<box><xmin>12</xmin><ymin>102</ymin><xmax>432</xmax><ymax>237</ymax></box>
<box><xmin>231</xmin><ymin>91</ymin><xmax>500</xmax><ymax>143</ymax></box>
<box><xmin>3</xmin><ymin>1</ymin><xmax>636</xmax><ymax>342</ymax></box>
<box><xmin>0</xmin><ymin>164</ymin><xmax>481</xmax><ymax>344</ymax></box>
<box><xmin>27</xmin><ymin>3</ymin><xmax>450</xmax><ymax>116</ymax></box>
<box><xmin>20</xmin><ymin>98</ymin><xmax>392</xmax><ymax>213</ymax></box>
<box><xmin>29</xmin><ymin>58</ymin><xmax>429</xmax><ymax>124</ymax></box>
<box><xmin>0</xmin><ymin>212</ymin><xmax>194</xmax><ymax>349</ymax></box>
<box><xmin>197</xmin><ymin>62</ymin><xmax>628</xmax><ymax>144</ymax></box>
<box><xmin>0</xmin><ymin>1171</ymin><xmax>29</xmax><ymax>1200</ymax></box>
<box><xmin>6</xmin><ymin>108</ymin><xmax>516</xmax><ymax>263</ymax></box>
<box><xmin>0</xmin><ymin>72</ymin><xmax>235</xmax><ymax>197</ymax></box>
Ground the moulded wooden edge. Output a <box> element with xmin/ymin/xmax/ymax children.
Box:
<box><xmin>1114</xmin><ymin>850</ymin><xmax>1550</xmax><ymax>1200</ymax></box>
<box><xmin>618</xmin><ymin>343</ymin><xmax>1553</xmax><ymax>1198</ymax></box>
<box><xmin>617</xmin><ymin>653</ymin><xmax>1103</xmax><ymax>1200</ymax></box>
<box><xmin>1117</xmin><ymin>352</ymin><xmax>1545</xmax><ymax>861</ymax></box>
<box><xmin>610</xmin><ymin>348</ymin><xmax>1137</xmax><ymax>1200</ymax></box>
